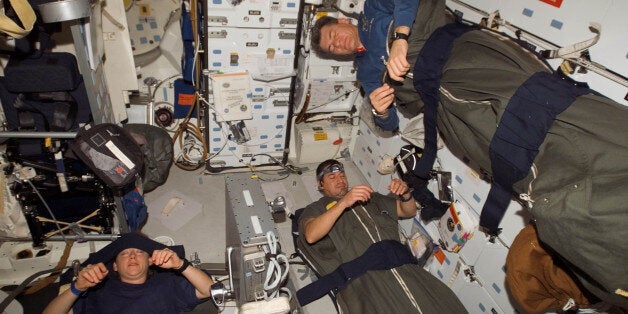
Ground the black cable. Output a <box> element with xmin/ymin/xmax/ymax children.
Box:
<box><xmin>0</xmin><ymin>266</ymin><xmax>70</xmax><ymax>312</ymax></box>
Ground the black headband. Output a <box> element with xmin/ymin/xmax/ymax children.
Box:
<box><xmin>317</xmin><ymin>163</ymin><xmax>344</xmax><ymax>181</ymax></box>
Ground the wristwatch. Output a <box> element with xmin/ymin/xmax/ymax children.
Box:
<box><xmin>392</xmin><ymin>32</ymin><xmax>409</xmax><ymax>42</ymax></box>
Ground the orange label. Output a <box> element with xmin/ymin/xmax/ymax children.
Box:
<box><xmin>178</xmin><ymin>93</ymin><xmax>195</xmax><ymax>105</ymax></box>
<box><xmin>433</xmin><ymin>247</ymin><xmax>446</xmax><ymax>264</ymax></box>
<box><xmin>313</xmin><ymin>132</ymin><xmax>328</xmax><ymax>141</ymax></box>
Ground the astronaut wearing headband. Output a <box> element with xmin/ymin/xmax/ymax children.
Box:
<box><xmin>296</xmin><ymin>159</ymin><xmax>465</xmax><ymax>312</ymax></box>
<box><xmin>307</xmin><ymin>159</ymin><xmax>417</xmax><ymax>244</ymax></box>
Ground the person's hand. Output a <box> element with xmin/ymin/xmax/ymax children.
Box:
<box><xmin>388</xmin><ymin>178</ymin><xmax>410</xmax><ymax>197</ymax></box>
<box><xmin>387</xmin><ymin>39</ymin><xmax>410</xmax><ymax>81</ymax></box>
<box><xmin>338</xmin><ymin>185</ymin><xmax>373</xmax><ymax>208</ymax></box>
<box><xmin>74</xmin><ymin>263</ymin><xmax>108</xmax><ymax>291</ymax></box>
<box><xmin>369</xmin><ymin>84</ymin><xmax>395</xmax><ymax>115</ymax></box>
<box><xmin>151</xmin><ymin>248</ymin><xmax>183</xmax><ymax>270</ymax></box>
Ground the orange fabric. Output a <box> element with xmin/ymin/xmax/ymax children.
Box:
<box><xmin>506</xmin><ymin>224</ymin><xmax>590</xmax><ymax>313</ymax></box>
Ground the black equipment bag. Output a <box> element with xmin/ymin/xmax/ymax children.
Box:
<box><xmin>69</xmin><ymin>124</ymin><xmax>144</xmax><ymax>189</ymax></box>
<box><xmin>122</xmin><ymin>124</ymin><xmax>174</xmax><ymax>192</ymax></box>
<box><xmin>0</xmin><ymin>51</ymin><xmax>92</xmax><ymax>156</ymax></box>
<box><xmin>4</xmin><ymin>51</ymin><xmax>81</xmax><ymax>92</ymax></box>
<box><xmin>0</xmin><ymin>51</ymin><xmax>91</xmax><ymax>130</ymax></box>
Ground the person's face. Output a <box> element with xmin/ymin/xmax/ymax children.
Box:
<box><xmin>319</xmin><ymin>170</ymin><xmax>349</xmax><ymax>198</ymax></box>
<box><xmin>319</xmin><ymin>19</ymin><xmax>360</xmax><ymax>55</ymax></box>
<box><xmin>113</xmin><ymin>248</ymin><xmax>151</xmax><ymax>283</ymax></box>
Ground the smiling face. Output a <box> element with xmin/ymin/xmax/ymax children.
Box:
<box><xmin>113</xmin><ymin>248</ymin><xmax>152</xmax><ymax>284</ymax></box>
<box><xmin>319</xmin><ymin>19</ymin><xmax>360</xmax><ymax>55</ymax></box>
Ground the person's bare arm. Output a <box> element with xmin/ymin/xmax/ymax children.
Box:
<box><xmin>388</xmin><ymin>178</ymin><xmax>418</xmax><ymax>218</ymax></box>
<box><xmin>151</xmin><ymin>248</ymin><xmax>214</xmax><ymax>299</ymax></box>
<box><xmin>369</xmin><ymin>84</ymin><xmax>396</xmax><ymax>115</ymax></box>
<box><xmin>43</xmin><ymin>263</ymin><xmax>109</xmax><ymax>314</ymax></box>
<box><xmin>303</xmin><ymin>185</ymin><xmax>373</xmax><ymax>244</ymax></box>
<box><xmin>387</xmin><ymin>26</ymin><xmax>411</xmax><ymax>81</ymax></box>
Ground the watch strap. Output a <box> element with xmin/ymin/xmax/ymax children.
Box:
<box><xmin>393</xmin><ymin>32</ymin><xmax>409</xmax><ymax>41</ymax></box>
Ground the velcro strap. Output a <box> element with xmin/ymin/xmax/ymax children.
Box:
<box><xmin>412</xmin><ymin>22</ymin><xmax>477</xmax><ymax>179</ymax></box>
<box><xmin>480</xmin><ymin>71</ymin><xmax>593</xmax><ymax>232</ymax></box>
<box><xmin>297</xmin><ymin>240</ymin><xmax>417</xmax><ymax>306</ymax></box>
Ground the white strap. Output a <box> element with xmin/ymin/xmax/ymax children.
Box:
<box><xmin>519</xmin><ymin>163</ymin><xmax>538</xmax><ymax>209</ymax></box>
<box><xmin>562</xmin><ymin>298</ymin><xmax>576</xmax><ymax>311</ymax></box>
<box><xmin>543</xmin><ymin>23</ymin><xmax>601</xmax><ymax>59</ymax></box>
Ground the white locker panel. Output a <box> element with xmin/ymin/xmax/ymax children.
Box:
<box><xmin>249</xmin><ymin>80</ymin><xmax>293</xmax><ymax>111</ymax></box>
<box><xmin>352</xmin><ymin>136</ymin><xmax>390</xmax><ymax>193</ymax></box>
<box><xmin>450</xmin><ymin>263</ymin><xmax>505</xmax><ymax>314</ymax></box>
<box><xmin>449</xmin><ymin>0</ymin><xmax>612</xmax><ymax>49</ymax></box>
<box><xmin>357</xmin><ymin>118</ymin><xmax>401</xmax><ymax>153</ymax></box>
<box><xmin>305</xmin><ymin>81</ymin><xmax>361</xmax><ymax>113</ymax></box>
<box><xmin>492</xmin><ymin>202</ymin><xmax>530</xmax><ymax>247</ymax></box>
<box><xmin>293</xmin><ymin>120</ymin><xmax>353</xmax><ymax>164</ymax></box>
<box><xmin>456</xmin><ymin>229</ymin><xmax>488</xmax><ymax>267</ymax></box>
<box><xmin>473</xmin><ymin>241</ymin><xmax>515</xmax><ymax>313</ymax></box>
<box><xmin>204</xmin><ymin>0</ymin><xmax>299</xmax><ymax>170</ymax></box>
<box><xmin>438</xmin><ymin>146</ymin><xmax>490</xmax><ymax>216</ymax></box>
<box><xmin>207</xmin><ymin>27</ymin><xmax>296</xmax><ymax>77</ymax></box>
<box><xmin>426</xmin><ymin>246</ymin><xmax>461</xmax><ymax>284</ymax></box>
<box><xmin>425</xmin><ymin>144</ymin><xmax>528</xmax><ymax>311</ymax></box>
<box><xmin>591</xmin><ymin>0</ymin><xmax>628</xmax><ymax>77</ymax></box>
<box><xmin>352</xmin><ymin>121</ymin><xmax>406</xmax><ymax>189</ymax></box>
<box><xmin>437</xmin><ymin>144</ymin><xmax>531</xmax><ymax>246</ymax></box>
<box><xmin>247</xmin><ymin>106</ymin><xmax>289</xmax><ymax>149</ymax></box>
<box><xmin>207</xmin><ymin>103</ymin><xmax>288</xmax><ymax>167</ymax></box>
<box><xmin>335</xmin><ymin>0</ymin><xmax>364</xmax><ymax>14</ymax></box>
<box><xmin>350</xmin><ymin>115</ymin><xmax>418</xmax><ymax>193</ymax></box>
<box><xmin>206</xmin><ymin>0</ymin><xmax>300</xmax><ymax>29</ymax></box>
<box><xmin>307</xmin><ymin>56</ymin><xmax>357</xmax><ymax>81</ymax></box>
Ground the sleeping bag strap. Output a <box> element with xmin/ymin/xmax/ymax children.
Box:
<box><xmin>412</xmin><ymin>22</ymin><xmax>477</xmax><ymax>180</ymax></box>
<box><xmin>480</xmin><ymin>71</ymin><xmax>593</xmax><ymax>233</ymax></box>
<box><xmin>296</xmin><ymin>240</ymin><xmax>417</xmax><ymax>306</ymax></box>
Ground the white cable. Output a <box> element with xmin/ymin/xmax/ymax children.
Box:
<box><xmin>197</xmin><ymin>94</ymin><xmax>240</xmax><ymax>161</ymax></box>
<box><xmin>174</xmin><ymin>130</ymin><xmax>203</xmax><ymax>165</ymax></box>
<box><xmin>263</xmin><ymin>231</ymin><xmax>289</xmax><ymax>300</ymax></box>
<box><xmin>279</xmin><ymin>287</ymin><xmax>292</xmax><ymax>301</ymax></box>
<box><xmin>191</xmin><ymin>33</ymin><xmax>200</xmax><ymax>87</ymax></box>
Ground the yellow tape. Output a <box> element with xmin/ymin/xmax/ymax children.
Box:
<box><xmin>326</xmin><ymin>201</ymin><xmax>337</xmax><ymax>210</ymax></box>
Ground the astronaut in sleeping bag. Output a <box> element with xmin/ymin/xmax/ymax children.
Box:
<box><xmin>378</xmin><ymin>0</ymin><xmax>628</xmax><ymax>308</ymax></box>
<box><xmin>314</xmin><ymin>0</ymin><xmax>628</xmax><ymax>308</ymax></box>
